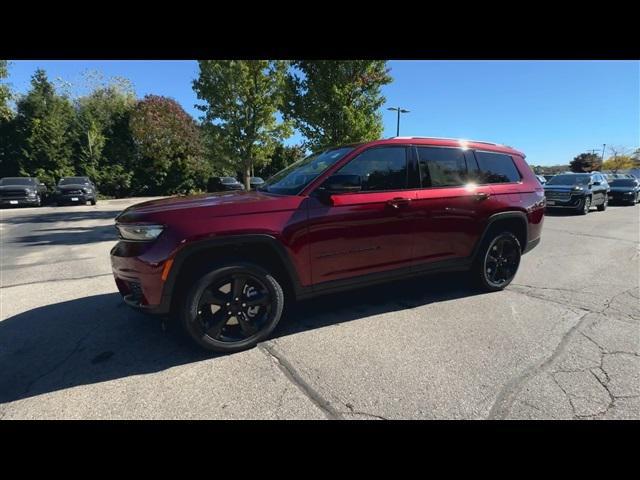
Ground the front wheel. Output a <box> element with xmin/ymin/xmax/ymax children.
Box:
<box><xmin>180</xmin><ymin>263</ymin><xmax>285</xmax><ymax>352</ymax></box>
<box><xmin>578</xmin><ymin>196</ymin><xmax>591</xmax><ymax>215</ymax></box>
<box><xmin>472</xmin><ymin>231</ymin><xmax>522</xmax><ymax>292</ymax></box>
<box><xmin>90</xmin><ymin>198</ymin><xmax>97</xmax><ymax>205</ymax></box>
<box><xmin>597</xmin><ymin>195</ymin><xmax>607</xmax><ymax>211</ymax></box>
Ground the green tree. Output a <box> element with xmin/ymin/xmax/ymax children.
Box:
<box><xmin>73</xmin><ymin>82</ymin><xmax>137</xmax><ymax>196</ymax></box>
<box><xmin>569</xmin><ymin>152</ymin><xmax>602</xmax><ymax>173</ymax></box>
<box><xmin>0</xmin><ymin>60</ymin><xmax>12</xmax><ymax>121</ymax></box>
<box><xmin>602</xmin><ymin>155</ymin><xmax>634</xmax><ymax>173</ymax></box>
<box><xmin>12</xmin><ymin>69</ymin><xmax>76</xmax><ymax>186</ymax></box>
<box><xmin>129</xmin><ymin>95</ymin><xmax>209</xmax><ymax>195</ymax></box>
<box><xmin>256</xmin><ymin>143</ymin><xmax>306</xmax><ymax>179</ymax></box>
<box><xmin>283</xmin><ymin>61</ymin><xmax>392</xmax><ymax>151</ymax></box>
<box><xmin>193</xmin><ymin>60</ymin><xmax>291</xmax><ymax>189</ymax></box>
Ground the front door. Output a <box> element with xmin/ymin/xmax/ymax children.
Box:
<box><xmin>306</xmin><ymin>146</ymin><xmax>418</xmax><ymax>285</ymax></box>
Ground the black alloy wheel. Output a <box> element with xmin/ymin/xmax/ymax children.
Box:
<box><xmin>483</xmin><ymin>234</ymin><xmax>521</xmax><ymax>289</ymax></box>
<box><xmin>579</xmin><ymin>196</ymin><xmax>591</xmax><ymax>215</ymax></box>
<box><xmin>182</xmin><ymin>264</ymin><xmax>284</xmax><ymax>352</ymax></box>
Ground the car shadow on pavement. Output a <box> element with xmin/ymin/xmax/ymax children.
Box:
<box><xmin>11</xmin><ymin>225</ymin><xmax>119</xmax><ymax>246</ymax></box>
<box><xmin>0</xmin><ymin>209</ymin><xmax>123</xmax><ymax>225</ymax></box>
<box><xmin>0</xmin><ymin>272</ymin><xmax>483</xmax><ymax>405</ymax></box>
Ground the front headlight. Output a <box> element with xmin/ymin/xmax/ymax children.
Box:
<box><xmin>27</xmin><ymin>189</ymin><xmax>36</xmax><ymax>197</ymax></box>
<box><xmin>115</xmin><ymin>223</ymin><xmax>164</xmax><ymax>241</ymax></box>
<box><xmin>85</xmin><ymin>188</ymin><xmax>93</xmax><ymax>193</ymax></box>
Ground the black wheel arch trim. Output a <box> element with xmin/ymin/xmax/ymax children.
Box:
<box><xmin>471</xmin><ymin>211</ymin><xmax>530</xmax><ymax>261</ymax></box>
<box><xmin>157</xmin><ymin>234</ymin><xmax>303</xmax><ymax>314</ymax></box>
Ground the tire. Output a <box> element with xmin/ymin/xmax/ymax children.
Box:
<box><xmin>180</xmin><ymin>262</ymin><xmax>285</xmax><ymax>352</ymax></box>
<box><xmin>91</xmin><ymin>198</ymin><xmax>97</xmax><ymax>205</ymax></box>
<box><xmin>578</xmin><ymin>196</ymin><xmax>591</xmax><ymax>215</ymax></box>
<box><xmin>472</xmin><ymin>231</ymin><xmax>522</xmax><ymax>292</ymax></box>
<box><xmin>597</xmin><ymin>195</ymin><xmax>607</xmax><ymax>211</ymax></box>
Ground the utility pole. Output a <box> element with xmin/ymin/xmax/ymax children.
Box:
<box><xmin>387</xmin><ymin>107</ymin><xmax>410</xmax><ymax>136</ymax></box>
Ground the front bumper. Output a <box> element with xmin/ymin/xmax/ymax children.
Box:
<box><xmin>0</xmin><ymin>196</ymin><xmax>39</xmax><ymax>206</ymax></box>
<box><xmin>608</xmin><ymin>192</ymin><xmax>635</xmax><ymax>203</ymax></box>
<box><xmin>110</xmin><ymin>241</ymin><xmax>172</xmax><ymax>315</ymax></box>
<box><xmin>544</xmin><ymin>193</ymin><xmax>586</xmax><ymax>209</ymax></box>
<box><xmin>57</xmin><ymin>193</ymin><xmax>90</xmax><ymax>204</ymax></box>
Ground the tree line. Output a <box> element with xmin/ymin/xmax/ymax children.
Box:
<box><xmin>0</xmin><ymin>60</ymin><xmax>392</xmax><ymax>196</ymax></box>
<box><xmin>531</xmin><ymin>147</ymin><xmax>640</xmax><ymax>176</ymax></box>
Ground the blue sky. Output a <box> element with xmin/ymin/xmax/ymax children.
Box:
<box><xmin>4</xmin><ymin>60</ymin><xmax>639</xmax><ymax>166</ymax></box>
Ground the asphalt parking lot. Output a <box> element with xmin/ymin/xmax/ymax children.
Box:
<box><xmin>0</xmin><ymin>199</ymin><xmax>638</xmax><ymax>419</ymax></box>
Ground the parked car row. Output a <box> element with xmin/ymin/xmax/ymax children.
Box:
<box><xmin>0</xmin><ymin>176</ymin><xmax>98</xmax><ymax>207</ymax></box>
<box><xmin>206</xmin><ymin>176</ymin><xmax>265</xmax><ymax>192</ymax></box>
<box><xmin>542</xmin><ymin>172</ymin><xmax>639</xmax><ymax>215</ymax></box>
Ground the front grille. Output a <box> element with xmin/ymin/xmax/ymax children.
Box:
<box><xmin>62</xmin><ymin>189</ymin><xmax>84</xmax><ymax>195</ymax></box>
<box><xmin>545</xmin><ymin>191</ymin><xmax>571</xmax><ymax>199</ymax></box>
<box><xmin>1</xmin><ymin>189</ymin><xmax>28</xmax><ymax>197</ymax></box>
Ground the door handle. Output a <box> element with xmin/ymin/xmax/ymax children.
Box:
<box><xmin>473</xmin><ymin>192</ymin><xmax>491</xmax><ymax>201</ymax></box>
<box><xmin>387</xmin><ymin>197</ymin><xmax>412</xmax><ymax>209</ymax></box>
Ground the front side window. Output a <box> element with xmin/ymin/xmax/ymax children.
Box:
<box><xmin>334</xmin><ymin>147</ymin><xmax>408</xmax><ymax>192</ymax></box>
<box><xmin>260</xmin><ymin>146</ymin><xmax>356</xmax><ymax>195</ymax></box>
<box><xmin>417</xmin><ymin>147</ymin><xmax>469</xmax><ymax>187</ymax></box>
<box><xmin>474</xmin><ymin>151</ymin><xmax>521</xmax><ymax>184</ymax></box>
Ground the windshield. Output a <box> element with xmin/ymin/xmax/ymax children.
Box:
<box><xmin>221</xmin><ymin>177</ymin><xmax>237</xmax><ymax>184</ymax></box>
<box><xmin>0</xmin><ymin>178</ymin><xmax>35</xmax><ymax>185</ymax></box>
<box><xmin>546</xmin><ymin>174</ymin><xmax>591</xmax><ymax>186</ymax></box>
<box><xmin>610</xmin><ymin>179</ymin><xmax>636</xmax><ymax>187</ymax></box>
<box><xmin>259</xmin><ymin>146</ymin><xmax>356</xmax><ymax>195</ymax></box>
<box><xmin>59</xmin><ymin>177</ymin><xmax>89</xmax><ymax>185</ymax></box>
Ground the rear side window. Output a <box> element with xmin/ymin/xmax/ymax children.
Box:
<box><xmin>336</xmin><ymin>147</ymin><xmax>408</xmax><ymax>191</ymax></box>
<box><xmin>417</xmin><ymin>147</ymin><xmax>469</xmax><ymax>187</ymax></box>
<box><xmin>475</xmin><ymin>151</ymin><xmax>521</xmax><ymax>184</ymax></box>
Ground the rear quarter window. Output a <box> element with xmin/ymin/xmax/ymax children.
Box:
<box><xmin>474</xmin><ymin>151</ymin><xmax>521</xmax><ymax>184</ymax></box>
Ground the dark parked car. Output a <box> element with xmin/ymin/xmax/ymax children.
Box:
<box><xmin>0</xmin><ymin>177</ymin><xmax>47</xmax><ymax>207</ymax></box>
<box><xmin>249</xmin><ymin>177</ymin><xmax>265</xmax><ymax>189</ymax></box>
<box><xmin>207</xmin><ymin>176</ymin><xmax>245</xmax><ymax>192</ymax></box>
<box><xmin>112</xmin><ymin>137</ymin><xmax>544</xmax><ymax>352</ymax></box>
<box><xmin>543</xmin><ymin>175</ymin><xmax>555</xmax><ymax>182</ymax></box>
<box><xmin>607</xmin><ymin>178</ymin><xmax>640</xmax><ymax>205</ymax></box>
<box><xmin>544</xmin><ymin>172</ymin><xmax>609</xmax><ymax>214</ymax></box>
<box><xmin>55</xmin><ymin>177</ymin><xmax>97</xmax><ymax>205</ymax></box>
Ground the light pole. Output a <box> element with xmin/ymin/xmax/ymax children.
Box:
<box><xmin>601</xmin><ymin>144</ymin><xmax>607</xmax><ymax>162</ymax></box>
<box><xmin>387</xmin><ymin>107</ymin><xmax>410</xmax><ymax>136</ymax></box>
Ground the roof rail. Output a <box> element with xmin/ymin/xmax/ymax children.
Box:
<box><xmin>389</xmin><ymin>136</ymin><xmax>505</xmax><ymax>147</ymax></box>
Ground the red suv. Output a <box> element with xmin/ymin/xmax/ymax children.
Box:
<box><xmin>111</xmin><ymin>137</ymin><xmax>544</xmax><ymax>352</ymax></box>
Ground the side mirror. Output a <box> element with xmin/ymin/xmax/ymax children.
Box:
<box><xmin>315</xmin><ymin>174</ymin><xmax>362</xmax><ymax>203</ymax></box>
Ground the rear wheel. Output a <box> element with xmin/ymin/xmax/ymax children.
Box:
<box><xmin>473</xmin><ymin>231</ymin><xmax>522</xmax><ymax>292</ymax></box>
<box><xmin>180</xmin><ymin>263</ymin><xmax>284</xmax><ymax>352</ymax></box>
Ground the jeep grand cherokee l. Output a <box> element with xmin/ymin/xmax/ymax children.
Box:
<box><xmin>111</xmin><ymin>137</ymin><xmax>544</xmax><ymax>352</ymax></box>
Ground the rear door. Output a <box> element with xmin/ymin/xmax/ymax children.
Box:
<box><xmin>412</xmin><ymin>146</ymin><xmax>496</xmax><ymax>263</ymax></box>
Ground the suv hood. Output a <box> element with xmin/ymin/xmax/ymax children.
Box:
<box><xmin>544</xmin><ymin>185</ymin><xmax>583</xmax><ymax>192</ymax></box>
<box><xmin>116</xmin><ymin>190</ymin><xmax>302</xmax><ymax>223</ymax></box>
<box><xmin>58</xmin><ymin>184</ymin><xmax>89</xmax><ymax>190</ymax></box>
<box><xmin>0</xmin><ymin>185</ymin><xmax>32</xmax><ymax>193</ymax></box>
<box><xmin>609</xmin><ymin>186</ymin><xmax>636</xmax><ymax>192</ymax></box>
